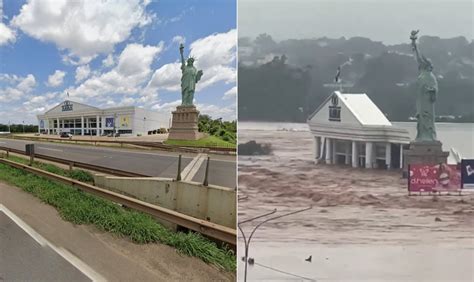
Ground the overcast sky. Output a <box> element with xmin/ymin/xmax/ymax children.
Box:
<box><xmin>238</xmin><ymin>0</ymin><xmax>473</xmax><ymax>44</ymax></box>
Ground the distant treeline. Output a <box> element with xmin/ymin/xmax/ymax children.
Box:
<box><xmin>0</xmin><ymin>123</ymin><xmax>38</xmax><ymax>133</ymax></box>
<box><xmin>239</xmin><ymin>34</ymin><xmax>474</xmax><ymax>123</ymax></box>
<box><xmin>198</xmin><ymin>115</ymin><xmax>236</xmax><ymax>143</ymax></box>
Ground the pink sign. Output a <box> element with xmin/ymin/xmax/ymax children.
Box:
<box><xmin>409</xmin><ymin>164</ymin><xmax>461</xmax><ymax>192</ymax></box>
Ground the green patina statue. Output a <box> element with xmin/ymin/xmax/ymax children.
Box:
<box><xmin>179</xmin><ymin>43</ymin><xmax>203</xmax><ymax>106</ymax></box>
<box><xmin>410</xmin><ymin>30</ymin><xmax>438</xmax><ymax>142</ymax></box>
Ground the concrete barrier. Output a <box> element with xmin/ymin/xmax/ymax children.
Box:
<box><xmin>93</xmin><ymin>175</ymin><xmax>236</xmax><ymax>230</ymax></box>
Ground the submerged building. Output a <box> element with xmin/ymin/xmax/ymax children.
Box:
<box><xmin>37</xmin><ymin>100</ymin><xmax>169</xmax><ymax>136</ymax></box>
<box><xmin>307</xmin><ymin>91</ymin><xmax>410</xmax><ymax>169</ymax></box>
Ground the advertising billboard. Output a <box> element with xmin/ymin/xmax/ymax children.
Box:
<box><xmin>409</xmin><ymin>163</ymin><xmax>461</xmax><ymax>192</ymax></box>
<box><xmin>461</xmin><ymin>159</ymin><xmax>474</xmax><ymax>189</ymax></box>
<box><xmin>119</xmin><ymin>115</ymin><xmax>131</xmax><ymax>128</ymax></box>
<box><xmin>105</xmin><ymin>117</ymin><xmax>114</xmax><ymax>128</ymax></box>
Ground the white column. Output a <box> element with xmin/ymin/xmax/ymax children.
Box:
<box><xmin>345</xmin><ymin>141</ymin><xmax>351</xmax><ymax>165</ymax></box>
<box><xmin>365</xmin><ymin>142</ymin><xmax>373</xmax><ymax>168</ymax></box>
<box><xmin>332</xmin><ymin>139</ymin><xmax>337</xmax><ymax>164</ymax></box>
<box><xmin>96</xmin><ymin>115</ymin><xmax>100</xmax><ymax>136</ymax></box>
<box><xmin>400</xmin><ymin>144</ymin><xmax>404</xmax><ymax>169</ymax></box>
<box><xmin>314</xmin><ymin>136</ymin><xmax>321</xmax><ymax>163</ymax></box>
<box><xmin>56</xmin><ymin>118</ymin><xmax>59</xmax><ymax>134</ymax></box>
<box><xmin>101</xmin><ymin>116</ymin><xmax>104</xmax><ymax>136</ymax></box>
<box><xmin>81</xmin><ymin>116</ymin><xmax>84</xmax><ymax>136</ymax></box>
<box><xmin>385</xmin><ymin>143</ymin><xmax>392</xmax><ymax>169</ymax></box>
<box><xmin>352</xmin><ymin>141</ymin><xmax>359</xmax><ymax>168</ymax></box>
<box><xmin>325</xmin><ymin>138</ymin><xmax>332</xmax><ymax>164</ymax></box>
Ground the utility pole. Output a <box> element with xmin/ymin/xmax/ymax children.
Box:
<box><xmin>22</xmin><ymin>120</ymin><xmax>25</xmax><ymax>134</ymax></box>
<box><xmin>238</xmin><ymin>206</ymin><xmax>312</xmax><ymax>282</ymax></box>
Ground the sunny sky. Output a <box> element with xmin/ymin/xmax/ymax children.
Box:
<box><xmin>0</xmin><ymin>0</ymin><xmax>237</xmax><ymax>124</ymax></box>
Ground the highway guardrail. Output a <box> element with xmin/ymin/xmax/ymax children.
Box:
<box><xmin>0</xmin><ymin>157</ymin><xmax>236</xmax><ymax>246</ymax></box>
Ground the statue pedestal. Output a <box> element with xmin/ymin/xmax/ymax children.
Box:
<box><xmin>168</xmin><ymin>105</ymin><xmax>203</xmax><ymax>140</ymax></box>
<box><xmin>403</xmin><ymin>140</ymin><xmax>449</xmax><ymax>173</ymax></box>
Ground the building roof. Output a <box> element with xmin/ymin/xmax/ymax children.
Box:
<box><xmin>307</xmin><ymin>91</ymin><xmax>410</xmax><ymax>143</ymax></box>
<box><xmin>308</xmin><ymin>91</ymin><xmax>391</xmax><ymax>126</ymax></box>
<box><xmin>338</xmin><ymin>92</ymin><xmax>391</xmax><ymax>126</ymax></box>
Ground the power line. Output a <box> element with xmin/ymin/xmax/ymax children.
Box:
<box><xmin>254</xmin><ymin>262</ymin><xmax>316</xmax><ymax>281</ymax></box>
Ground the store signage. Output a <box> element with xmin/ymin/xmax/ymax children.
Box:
<box><xmin>62</xmin><ymin>101</ymin><xmax>73</xmax><ymax>112</ymax></box>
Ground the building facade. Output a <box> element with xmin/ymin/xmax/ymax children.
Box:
<box><xmin>307</xmin><ymin>91</ymin><xmax>411</xmax><ymax>169</ymax></box>
<box><xmin>37</xmin><ymin>100</ymin><xmax>169</xmax><ymax>136</ymax></box>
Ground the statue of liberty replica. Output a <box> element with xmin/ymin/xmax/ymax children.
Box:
<box><xmin>411</xmin><ymin>30</ymin><xmax>437</xmax><ymax>141</ymax></box>
<box><xmin>403</xmin><ymin>30</ymin><xmax>448</xmax><ymax>172</ymax></box>
<box><xmin>179</xmin><ymin>43</ymin><xmax>203</xmax><ymax>106</ymax></box>
<box><xmin>168</xmin><ymin>43</ymin><xmax>204</xmax><ymax>140</ymax></box>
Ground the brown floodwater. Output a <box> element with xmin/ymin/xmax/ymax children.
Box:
<box><xmin>238</xmin><ymin>123</ymin><xmax>474</xmax><ymax>281</ymax></box>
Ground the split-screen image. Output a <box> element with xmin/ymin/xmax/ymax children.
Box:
<box><xmin>0</xmin><ymin>0</ymin><xmax>472</xmax><ymax>281</ymax></box>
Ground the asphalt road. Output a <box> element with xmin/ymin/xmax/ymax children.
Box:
<box><xmin>0</xmin><ymin>211</ymin><xmax>91</xmax><ymax>281</ymax></box>
<box><xmin>0</xmin><ymin>138</ymin><xmax>236</xmax><ymax>188</ymax></box>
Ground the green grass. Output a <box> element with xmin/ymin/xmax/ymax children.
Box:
<box><xmin>0</xmin><ymin>159</ymin><xmax>236</xmax><ymax>271</ymax></box>
<box><xmin>6</xmin><ymin>155</ymin><xmax>95</xmax><ymax>183</ymax></box>
<box><xmin>165</xmin><ymin>135</ymin><xmax>236</xmax><ymax>148</ymax></box>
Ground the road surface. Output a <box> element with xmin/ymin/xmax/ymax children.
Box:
<box><xmin>0</xmin><ymin>138</ymin><xmax>236</xmax><ymax>188</ymax></box>
<box><xmin>0</xmin><ymin>182</ymin><xmax>235</xmax><ymax>281</ymax></box>
<box><xmin>0</xmin><ymin>208</ymin><xmax>95</xmax><ymax>281</ymax></box>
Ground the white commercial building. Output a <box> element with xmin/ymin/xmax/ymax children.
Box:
<box><xmin>37</xmin><ymin>100</ymin><xmax>169</xmax><ymax>136</ymax></box>
<box><xmin>307</xmin><ymin>91</ymin><xmax>411</xmax><ymax>169</ymax></box>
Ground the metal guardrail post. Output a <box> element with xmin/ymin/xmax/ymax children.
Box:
<box><xmin>203</xmin><ymin>156</ymin><xmax>210</xmax><ymax>186</ymax></box>
<box><xmin>176</xmin><ymin>154</ymin><xmax>182</xmax><ymax>181</ymax></box>
<box><xmin>6</xmin><ymin>149</ymin><xmax>9</xmax><ymax>158</ymax></box>
<box><xmin>69</xmin><ymin>162</ymin><xmax>73</xmax><ymax>171</ymax></box>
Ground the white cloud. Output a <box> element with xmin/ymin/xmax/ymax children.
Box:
<box><xmin>223</xmin><ymin>86</ymin><xmax>237</xmax><ymax>100</ymax></box>
<box><xmin>46</xmin><ymin>70</ymin><xmax>66</xmax><ymax>87</ymax></box>
<box><xmin>190</xmin><ymin>29</ymin><xmax>237</xmax><ymax>69</ymax></box>
<box><xmin>75</xmin><ymin>64</ymin><xmax>90</xmax><ymax>83</ymax></box>
<box><xmin>151</xmin><ymin>99</ymin><xmax>181</xmax><ymax>111</ymax></box>
<box><xmin>172</xmin><ymin>35</ymin><xmax>185</xmax><ymax>44</ymax></box>
<box><xmin>17</xmin><ymin>74</ymin><xmax>37</xmax><ymax>92</ymax></box>
<box><xmin>69</xmin><ymin>42</ymin><xmax>163</xmax><ymax>99</ymax></box>
<box><xmin>146</xmin><ymin>29</ymin><xmax>237</xmax><ymax>95</ymax></box>
<box><xmin>0</xmin><ymin>74</ymin><xmax>21</xmax><ymax>84</ymax></box>
<box><xmin>12</xmin><ymin>0</ymin><xmax>153</xmax><ymax>63</ymax></box>
<box><xmin>146</xmin><ymin>62</ymin><xmax>181</xmax><ymax>91</ymax></box>
<box><xmin>196</xmin><ymin>103</ymin><xmax>236</xmax><ymax>121</ymax></box>
<box><xmin>0</xmin><ymin>74</ymin><xmax>36</xmax><ymax>102</ymax></box>
<box><xmin>102</xmin><ymin>54</ymin><xmax>115</xmax><ymax>68</ymax></box>
<box><xmin>0</xmin><ymin>22</ymin><xmax>16</xmax><ymax>45</ymax></box>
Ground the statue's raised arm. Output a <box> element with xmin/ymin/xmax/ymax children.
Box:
<box><xmin>179</xmin><ymin>43</ymin><xmax>185</xmax><ymax>69</ymax></box>
<box><xmin>410</xmin><ymin>30</ymin><xmax>423</xmax><ymax>68</ymax></box>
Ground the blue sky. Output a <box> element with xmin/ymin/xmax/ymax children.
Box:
<box><xmin>0</xmin><ymin>0</ymin><xmax>237</xmax><ymax>124</ymax></box>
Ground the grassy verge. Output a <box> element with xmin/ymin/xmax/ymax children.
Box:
<box><xmin>165</xmin><ymin>135</ymin><xmax>236</xmax><ymax>149</ymax></box>
<box><xmin>0</xmin><ymin>158</ymin><xmax>236</xmax><ymax>271</ymax></box>
<box><xmin>6</xmin><ymin>155</ymin><xmax>95</xmax><ymax>183</ymax></box>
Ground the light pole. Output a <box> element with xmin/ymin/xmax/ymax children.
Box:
<box><xmin>8</xmin><ymin>121</ymin><xmax>11</xmax><ymax>133</ymax></box>
<box><xmin>238</xmin><ymin>206</ymin><xmax>312</xmax><ymax>282</ymax></box>
<box><xmin>22</xmin><ymin>120</ymin><xmax>25</xmax><ymax>134</ymax></box>
<box><xmin>143</xmin><ymin>117</ymin><xmax>146</xmax><ymax>135</ymax></box>
<box><xmin>113</xmin><ymin>113</ymin><xmax>117</xmax><ymax>137</ymax></box>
